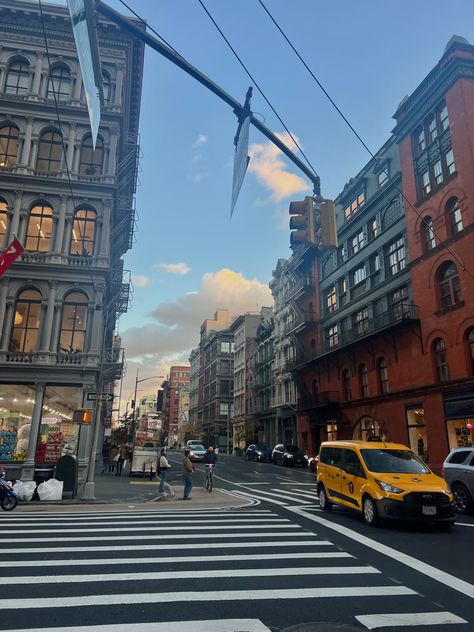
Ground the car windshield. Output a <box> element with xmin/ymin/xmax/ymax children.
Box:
<box><xmin>190</xmin><ymin>445</ymin><xmax>204</xmax><ymax>451</ymax></box>
<box><xmin>286</xmin><ymin>445</ymin><xmax>300</xmax><ymax>453</ymax></box>
<box><xmin>361</xmin><ymin>449</ymin><xmax>430</xmax><ymax>474</ymax></box>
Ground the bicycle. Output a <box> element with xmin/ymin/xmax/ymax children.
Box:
<box><xmin>204</xmin><ymin>463</ymin><xmax>215</xmax><ymax>492</ymax></box>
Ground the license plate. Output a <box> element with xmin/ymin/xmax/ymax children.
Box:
<box><xmin>422</xmin><ymin>505</ymin><xmax>436</xmax><ymax>515</ymax></box>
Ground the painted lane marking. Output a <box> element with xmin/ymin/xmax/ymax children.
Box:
<box><xmin>229</xmin><ymin>490</ymin><xmax>288</xmax><ymax>506</ymax></box>
<box><xmin>6</xmin><ymin>565</ymin><xmax>380</xmax><ymax>585</ymax></box>
<box><xmin>270</xmin><ymin>488</ymin><xmax>319</xmax><ymax>501</ymax></box>
<box><xmin>0</xmin><ymin>509</ymin><xmax>273</xmax><ymax>520</ymax></box>
<box><xmin>3</xmin><ymin>523</ymin><xmax>298</xmax><ymax>535</ymax></box>
<box><xmin>242</xmin><ymin>488</ymin><xmax>313</xmax><ymax>504</ymax></box>
<box><xmin>290</xmin><ymin>488</ymin><xmax>320</xmax><ymax>498</ymax></box>
<box><xmin>0</xmin><ymin>539</ymin><xmax>325</xmax><ymax>555</ymax></box>
<box><xmin>355</xmin><ymin>611</ymin><xmax>467</xmax><ymax>629</ymax></box>
<box><xmin>280</xmin><ymin>483</ymin><xmax>315</xmax><ymax>486</ymax></box>
<box><xmin>1</xmin><ymin>585</ymin><xmax>417</xmax><ymax>609</ymax></box>
<box><xmin>4</xmin><ymin>551</ymin><xmax>353</xmax><ymax>568</ymax></box>
<box><xmin>0</xmin><ymin>518</ymin><xmax>289</xmax><ymax>528</ymax></box>
<box><xmin>0</xmin><ymin>619</ymin><xmax>272</xmax><ymax>632</ymax></box>
<box><xmin>290</xmin><ymin>507</ymin><xmax>474</xmax><ymax>599</ymax></box>
<box><xmin>454</xmin><ymin>522</ymin><xmax>474</xmax><ymax>527</ymax></box>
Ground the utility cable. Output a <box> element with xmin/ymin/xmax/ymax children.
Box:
<box><xmin>257</xmin><ymin>0</ymin><xmax>472</xmax><ymax>278</ymax></box>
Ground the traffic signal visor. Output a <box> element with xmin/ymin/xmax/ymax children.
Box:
<box><xmin>289</xmin><ymin>197</ymin><xmax>315</xmax><ymax>246</ymax></box>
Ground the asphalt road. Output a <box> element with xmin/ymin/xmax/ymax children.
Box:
<box><xmin>0</xmin><ymin>451</ymin><xmax>472</xmax><ymax>632</ymax></box>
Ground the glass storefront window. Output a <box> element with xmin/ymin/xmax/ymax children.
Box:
<box><xmin>406</xmin><ymin>406</ymin><xmax>428</xmax><ymax>461</ymax></box>
<box><xmin>0</xmin><ymin>384</ymin><xmax>35</xmax><ymax>461</ymax></box>
<box><xmin>36</xmin><ymin>386</ymin><xmax>83</xmax><ymax>462</ymax></box>
<box><xmin>447</xmin><ymin>419</ymin><xmax>473</xmax><ymax>450</ymax></box>
<box><xmin>352</xmin><ymin>416</ymin><xmax>382</xmax><ymax>441</ymax></box>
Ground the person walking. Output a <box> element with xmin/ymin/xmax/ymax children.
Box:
<box><xmin>115</xmin><ymin>443</ymin><xmax>128</xmax><ymax>477</ymax></box>
<box><xmin>101</xmin><ymin>441</ymin><xmax>110</xmax><ymax>474</ymax></box>
<box><xmin>108</xmin><ymin>444</ymin><xmax>118</xmax><ymax>473</ymax></box>
<box><xmin>159</xmin><ymin>449</ymin><xmax>170</xmax><ymax>495</ymax></box>
<box><xmin>182</xmin><ymin>449</ymin><xmax>194</xmax><ymax>500</ymax></box>
<box><xmin>203</xmin><ymin>446</ymin><xmax>217</xmax><ymax>492</ymax></box>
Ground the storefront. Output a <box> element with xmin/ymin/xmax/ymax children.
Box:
<box><xmin>444</xmin><ymin>391</ymin><xmax>474</xmax><ymax>451</ymax></box>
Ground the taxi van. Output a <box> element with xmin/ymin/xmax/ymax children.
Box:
<box><xmin>316</xmin><ymin>440</ymin><xmax>455</xmax><ymax>527</ymax></box>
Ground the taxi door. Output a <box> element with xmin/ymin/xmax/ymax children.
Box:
<box><xmin>323</xmin><ymin>447</ymin><xmax>343</xmax><ymax>501</ymax></box>
<box><xmin>340</xmin><ymin>448</ymin><xmax>367</xmax><ymax>510</ymax></box>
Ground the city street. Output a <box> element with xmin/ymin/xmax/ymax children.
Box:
<box><xmin>1</xmin><ymin>453</ymin><xmax>473</xmax><ymax>632</ymax></box>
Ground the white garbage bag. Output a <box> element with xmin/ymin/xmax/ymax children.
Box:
<box><xmin>37</xmin><ymin>478</ymin><xmax>63</xmax><ymax>501</ymax></box>
<box><xmin>13</xmin><ymin>480</ymin><xmax>37</xmax><ymax>502</ymax></box>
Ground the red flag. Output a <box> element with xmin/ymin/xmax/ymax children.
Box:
<box><xmin>0</xmin><ymin>237</ymin><xmax>25</xmax><ymax>277</ymax></box>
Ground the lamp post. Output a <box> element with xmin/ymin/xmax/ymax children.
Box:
<box><xmin>130</xmin><ymin>370</ymin><xmax>164</xmax><ymax>445</ymax></box>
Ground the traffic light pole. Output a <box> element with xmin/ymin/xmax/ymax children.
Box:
<box><xmin>94</xmin><ymin>0</ymin><xmax>320</xmax><ymax>196</ymax></box>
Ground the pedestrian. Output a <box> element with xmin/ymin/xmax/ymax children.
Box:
<box><xmin>108</xmin><ymin>444</ymin><xmax>118</xmax><ymax>473</ymax></box>
<box><xmin>101</xmin><ymin>441</ymin><xmax>110</xmax><ymax>474</ymax></box>
<box><xmin>115</xmin><ymin>443</ymin><xmax>128</xmax><ymax>477</ymax></box>
<box><xmin>182</xmin><ymin>449</ymin><xmax>194</xmax><ymax>500</ymax></box>
<box><xmin>159</xmin><ymin>448</ymin><xmax>171</xmax><ymax>495</ymax></box>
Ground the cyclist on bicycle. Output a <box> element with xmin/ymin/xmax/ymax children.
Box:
<box><xmin>203</xmin><ymin>446</ymin><xmax>217</xmax><ymax>492</ymax></box>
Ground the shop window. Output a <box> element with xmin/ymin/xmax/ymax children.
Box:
<box><xmin>406</xmin><ymin>406</ymin><xmax>428</xmax><ymax>462</ymax></box>
<box><xmin>437</xmin><ymin>261</ymin><xmax>462</xmax><ymax>309</ymax></box>
<box><xmin>0</xmin><ymin>200</ymin><xmax>8</xmax><ymax>247</ymax></box>
<box><xmin>70</xmin><ymin>208</ymin><xmax>96</xmax><ymax>256</ymax></box>
<box><xmin>342</xmin><ymin>369</ymin><xmax>352</xmax><ymax>401</ymax></box>
<box><xmin>9</xmin><ymin>289</ymin><xmax>42</xmax><ymax>353</ymax></box>
<box><xmin>359</xmin><ymin>364</ymin><xmax>369</xmax><ymax>397</ymax></box>
<box><xmin>466</xmin><ymin>328</ymin><xmax>474</xmax><ymax>375</ymax></box>
<box><xmin>46</xmin><ymin>64</ymin><xmax>71</xmax><ymax>101</ymax></box>
<box><xmin>377</xmin><ymin>357</ymin><xmax>389</xmax><ymax>394</ymax></box>
<box><xmin>433</xmin><ymin>338</ymin><xmax>449</xmax><ymax>382</ymax></box>
<box><xmin>26</xmin><ymin>203</ymin><xmax>53</xmax><ymax>252</ymax></box>
<box><xmin>326</xmin><ymin>421</ymin><xmax>338</xmax><ymax>441</ymax></box>
<box><xmin>447</xmin><ymin>197</ymin><xmax>463</xmax><ymax>235</ymax></box>
<box><xmin>352</xmin><ymin>416</ymin><xmax>381</xmax><ymax>441</ymax></box>
<box><xmin>421</xmin><ymin>216</ymin><xmax>436</xmax><ymax>252</ymax></box>
<box><xmin>59</xmin><ymin>291</ymin><xmax>88</xmax><ymax>354</ymax></box>
<box><xmin>79</xmin><ymin>135</ymin><xmax>104</xmax><ymax>176</ymax></box>
<box><xmin>0</xmin><ymin>384</ymin><xmax>36</xmax><ymax>462</ymax></box>
<box><xmin>0</xmin><ymin>125</ymin><xmax>20</xmax><ymax>168</ymax></box>
<box><xmin>36</xmin><ymin>130</ymin><xmax>63</xmax><ymax>172</ymax></box>
<box><xmin>36</xmin><ymin>385</ymin><xmax>82</xmax><ymax>463</ymax></box>
<box><xmin>447</xmin><ymin>420</ymin><xmax>473</xmax><ymax>450</ymax></box>
<box><xmin>5</xmin><ymin>59</ymin><xmax>30</xmax><ymax>95</ymax></box>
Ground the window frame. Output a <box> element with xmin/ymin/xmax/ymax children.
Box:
<box><xmin>5</xmin><ymin>59</ymin><xmax>30</xmax><ymax>95</ymax></box>
<box><xmin>0</xmin><ymin>200</ymin><xmax>8</xmax><ymax>247</ymax></box>
<box><xmin>9</xmin><ymin>289</ymin><xmax>42</xmax><ymax>353</ymax></box>
<box><xmin>359</xmin><ymin>364</ymin><xmax>369</xmax><ymax>398</ymax></box>
<box><xmin>434</xmin><ymin>338</ymin><xmax>450</xmax><ymax>383</ymax></box>
<box><xmin>421</xmin><ymin>216</ymin><xmax>436</xmax><ymax>252</ymax></box>
<box><xmin>377</xmin><ymin>357</ymin><xmax>389</xmax><ymax>394</ymax></box>
<box><xmin>0</xmin><ymin>125</ymin><xmax>20</xmax><ymax>168</ymax></box>
<box><xmin>58</xmin><ymin>292</ymin><xmax>89</xmax><ymax>354</ymax></box>
<box><xmin>46</xmin><ymin>65</ymin><xmax>72</xmax><ymax>101</ymax></box>
<box><xmin>26</xmin><ymin>203</ymin><xmax>53</xmax><ymax>252</ymax></box>
<box><xmin>437</xmin><ymin>261</ymin><xmax>462</xmax><ymax>309</ymax></box>
<box><xmin>447</xmin><ymin>198</ymin><xmax>463</xmax><ymax>235</ymax></box>
<box><xmin>78</xmin><ymin>135</ymin><xmax>104</xmax><ymax>176</ymax></box>
<box><xmin>36</xmin><ymin>130</ymin><xmax>63</xmax><ymax>173</ymax></box>
<box><xmin>342</xmin><ymin>369</ymin><xmax>352</xmax><ymax>401</ymax></box>
<box><xmin>70</xmin><ymin>208</ymin><xmax>97</xmax><ymax>256</ymax></box>
<box><xmin>387</xmin><ymin>236</ymin><xmax>406</xmax><ymax>276</ymax></box>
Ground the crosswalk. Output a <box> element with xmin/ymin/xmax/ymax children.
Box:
<box><xmin>228</xmin><ymin>481</ymin><xmax>321</xmax><ymax>506</ymax></box>
<box><xmin>0</xmin><ymin>508</ymin><xmax>469</xmax><ymax>631</ymax></box>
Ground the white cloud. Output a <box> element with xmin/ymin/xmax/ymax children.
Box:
<box><xmin>120</xmin><ymin>268</ymin><xmax>273</xmax><ymax>397</ymax></box>
<box><xmin>248</xmin><ymin>132</ymin><xmax>311</xmax><ymax>202</ymax></box>
<box><xmin>132</xmin><ymin>274</ymin><xmax>152</xmax><ymax>288</ymax></box>
<box><xmin>154</xmin><ymin>262</ymin><xmax>191</xmax><ymax>276</ymax></box>
<box><xmin>193</xmin><ymin>134</ymin><xmax>208</xmax><ymax>147</ymax></box>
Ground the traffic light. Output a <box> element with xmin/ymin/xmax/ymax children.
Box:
<box><xmin>73</xmin><ymin>409</ymin><xmax>93</xmax><ymax>424</ymax></box>
<box><xmin>318</xmin><ymin>198</ymin><xmax>338</xmax><ymax>249</ymax></box>
<box><xmin>289</xmin><ymin>196</ymin><xmax>315</xmax><ymax>246</ymax></box>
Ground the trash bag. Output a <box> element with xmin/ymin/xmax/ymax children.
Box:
<box><xmin>37</xmin><ymin>478</ymin><xmax>63</xmax><ymax>501</ymax></box>
<box><xmin>13</xmin><ymin>480</ymin><xmax>37</xmax><ymax>502</ymax></box>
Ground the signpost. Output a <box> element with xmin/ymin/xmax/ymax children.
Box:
<box><xmin>87</xmin><ymin>392</ymin><xmax>113</xmax><ymax>403</ymax></box>
<box><xmin>231</xmin><ymin>87</ymin><xmax>252</xmax><ymax>217</ymax></box>
<box><xmin>0</xmin><ymin>237</ymin><xmax>24</xmax><ymax>277</ymax></box>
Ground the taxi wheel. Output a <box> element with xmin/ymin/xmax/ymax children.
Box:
<box><xmin>362</xmin><ymin>495</ymin><xmax>379</xmax><ymax>526</ymax></box>
<box><xmin>318</xmin><ymin>485</ymin><xmax>332</xmax><ymax>511</ymax></box>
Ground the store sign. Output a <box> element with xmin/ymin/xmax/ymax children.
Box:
<box><xmin>0</xmin><ymin>237</ymin><xmax>24</xmax><ymax>277</ymax></box>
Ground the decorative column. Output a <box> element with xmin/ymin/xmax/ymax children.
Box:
<box><xmin>101</xmin><ymin>199</ymin><xmax>112</xmax><ymax>259</ymax></box>
<box><xmin>20</xmin><ymin>117</ymin><xmax>34</xmax><ymax>166</ymax></box>
<box><xmin>40</xmin><ymin>281</ymin><xmax>57</xmax><ymax>351</ymax></box>
<box><xmin>53</xmin><ymin>194</ymin><xmax>68</xmax><ymax>254</ymax></box>
<box><xmin>72</xmin><ymin>71</ymin><xmax>82</xmax><ymax>101</ymax></box>
<box><xmin>107</xmin><ymin>127</ymin><xmax>119</xmax><ymax>177</ymax></box>
<box><xmin>113</xmin><ymin>65</ymin><xmax>124</xmax><ymax>108</ymax></box>
<box><xmin>8</xmin><ymin>190</ymin><xmax>22</xmax><ymax>241</ymax></box>
<box><xmin>32</xmin><ymin>51</ymin><xmax>44</xmax><ymax>96</ymax></box>
<box><xmin>18</xmin><ymin>210</ymin><xmax>29</xmax><ymax>246</ymax></box>
<box><xmin>0</xmin><ymin>299</ymin><xmax>15</xmax><ymax>350</ymax></box>
<box><xmin>85</xmin><ymin>305</ymin><xmax>95</xmax><ymax>352</ymax></box>
<box><xmin>72</xmin><ymin>140</ymin><xmax>81</xmax><ymax>173</ymax></box>
<box><xmin>50</xmin><ymin>302</ymin><xmax>63</xmax><ymax>353</ymax></box>
<box><xmin>0</xmin><ymin>63</ymin><xmax>7</xmax><ymax>92</ymax></box>
<box><xmin>0</xmin><ymin>277</ymin><xmax>10</xmax><ymax>345</ymax></box>
<box><xmin>21</xmin><ymin>383</ymin><xmax>46</xmax><ymax>480</ymax></box>
<box><xmin>66</xmin><ymin>123</ymin><xmax>76</xmax><ymax>171</ymax></box>
<box><xmin>63</xmin><ymin>212</ymin><xmax>73</xmax><ymax>255</ymax></box>
<box><xmin>28</xmin><ymin>137</ymin><xmax>39</xmax><ymax>170</ymax></box>
<box><xmin>88</xmin><ymin>289</ymin><xmax>104</xmax><ymax>354</ymax></box>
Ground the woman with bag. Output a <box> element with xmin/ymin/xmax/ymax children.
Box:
<box><xmin>108</xmin><ymin>444</ymin><xmax>118</xmax><ymax>473</ymax></box>
<box><xmin>159</xmin><ymin>449</ymin><xmax>170</xmax><ymax>494</ymax></box>
<box><xmin>115</xmin><ymin>443</ymin><xmax>128</xmax><ymax>477</ymax></box>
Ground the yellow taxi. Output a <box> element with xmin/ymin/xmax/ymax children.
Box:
<box><xmin>316</xmin><ymin>440</ymin><xmax>455</xmax><ymax>527</ymax></box>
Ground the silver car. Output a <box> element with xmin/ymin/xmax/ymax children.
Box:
<box><xmin>188</xmin><ymin>444</ymin><xmax>206</xmax><ymax>462</ymax></box>
<box><xmin>442</xmin><ymin>447</ymin><xmax>474</xmax><ymax>514</ymax></box>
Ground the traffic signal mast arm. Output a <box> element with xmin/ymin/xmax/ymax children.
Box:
<box><xmin>94</xmin><ymin>0</ymin><xmax>320</xmax><ymax>195</ymax></box>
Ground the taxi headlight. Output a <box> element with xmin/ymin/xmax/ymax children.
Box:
<box><xmin>376</xmin><ymin>479</ymin><xmax>404</xmax><ymax>494</ymax></box>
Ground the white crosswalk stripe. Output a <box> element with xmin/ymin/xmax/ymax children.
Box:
<box><xmin>230</xmin><ymin>484</ymin><xmax>319</xmax><ymax>506</ymax></box>
<box><xmin>0</xmin><ymin>508</ymin><xmax>467</xmax><ymax>631</ymax></box>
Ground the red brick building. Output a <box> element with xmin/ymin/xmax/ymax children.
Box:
<box><xmin>161</xmin><ymin>365</ymin><xmax>190</xmax><ymax>446</ymax></box>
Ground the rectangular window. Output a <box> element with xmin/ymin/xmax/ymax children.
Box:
<box><xmin>351</xmin><ymin>230</ymin><xmax>365</xmax><ymax>255</ymax></box>
<box><xmin>221</xmin><ymin>341</ymin><xmax>231</xmax><ymax>353</ymax></box>
<box><xmin>433</xmin><ymin>159</ymin><xmax>443</xmax><ymax>186</ymax></box>
<box><xmin>368</xmin><ymin>217</ymin><xmax>378</xmax><ymax>241</ymax></box>
<box><xmin>421</xmin><ymin>170</ymin><xmax>431</xmax><ymax>196</ymax></box>
<box><xmin>427</xmin><ymin>116</ymin><xmax>438</xmax><ymax>144</ymax></box>
<box><xmin>338</xmin><ymin>242</ymin><xmax>347</xmax><ymax>264</ymax></box>
<box><xmin>438</xmin><ymin>104</ymin><xmax>449</xmax><ymax>131</ymax></box>
<box><xmin>326</xmin><ymin>286</ymin><xmax>336</xmax><ymax>314</ymax></box>
<box><xmin>353</xmin><ymin>307</ymin><xmax>369</xmax><ymax>336</ymax></box>
<box><xmin>352</xmin><ymin>265</ymin><xmax>367</xmax><ymax>286</ymax></box>
<box><xmin>390</xmin><ymin>285</ymin><xmax>409</xmax><ymax>319</ymax></box>
<box><xmin>377</xmin><ymin>169</ymin><xmax>388</xmax><ymax>188</ymax></box>
<box><xmin>445</xmin><ymin>148</ymin><xmax>455</xmax><ymax>175</ymax></box>
<box><xmin>387</xmin><ymin>237</ymin><xmax>406</xmax><ymax>276</ymax></box>
<box><xmin>415</xmin><ymin>128</ymin><xmax>426</xmax><ymax>155</ymax></box>
<box><xmin>370</xmin><ymin>252</ymin><xmax>380</xmax><ymax>274</ymax></box>
<box><xmin>343</xmin><ymin>191</ymin><xmax>365</xmax><ymax>221</ymax></box>
<box><xmin>327</xmin><ymin>324</ymin><xmax>339</xmax><ymax>348</ymax></box>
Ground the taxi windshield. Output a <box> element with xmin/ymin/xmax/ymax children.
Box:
<box><xmin>360</xmin><ymin>449</ymin><xmax>430</xmax><ymax>474</ymax></box>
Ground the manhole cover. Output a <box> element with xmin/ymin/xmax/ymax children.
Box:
<box><xmin>281</xmin><ymin>624</ymin><xmax>362</xmax><ymax>632</ymax></box>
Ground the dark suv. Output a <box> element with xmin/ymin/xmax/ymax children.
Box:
<box><xmin>245</xmin><ymin>444</ymin><xmax>272</xmax><ymax>462</ymax></box>
<box><xmin>442</xmin><ymin>447</ymin><xmax>474</xmax><ymax>514</ymax></box>
<box><xmin>272</xmin><ymin>444</ymin><xmax>308</xmax><ymax>467</ymax></box>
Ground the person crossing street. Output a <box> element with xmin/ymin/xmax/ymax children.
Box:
<box><xmin>203</xmin><ymin>446</ymin><xmax>217</xmax><ymax>492</ymax></box>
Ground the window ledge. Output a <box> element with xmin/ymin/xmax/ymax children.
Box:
<box><xmin>435</xmin><ymin>300</ymin><xmax>464</xmax><ymax>316</ymax></box>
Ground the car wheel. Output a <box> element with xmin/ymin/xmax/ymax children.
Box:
<box><xmin>452</xmin><ymin>482</ymin><xmax>474</xmax><ymax>514</ymax></box>
<box><xmin>362</xmin><ymin>495</ymin><xmax>379</xmax><ymax>526</ymax></box>
<box><xmin>318</xmin><ymin>485</ymin><xmax>332</xmax><ymax>511</ymax></box>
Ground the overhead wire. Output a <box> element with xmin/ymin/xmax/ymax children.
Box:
<box><xmin>257</xmin><ymin>0</ymin><xmax>472</xmax><ymax>278</ymax></box>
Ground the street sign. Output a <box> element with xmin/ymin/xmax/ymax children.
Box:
<box><xmin>0</xmin><ymin>237</ymin><xmax>24</xmax><ymax>277</ymax></box>
<box><xmin>67</xmin><ymin>0</ymin><xmax>102</xmax><ymax>148</ymax></box>
<box><xmin>231</xmin><ymin>87</ymin><xmax>252</xmax><ymax>217</ymax></box>
<box><xmin>87</xmin><ymin>392</ymin><xmax>113</xmax><ymax>403</ymax></box>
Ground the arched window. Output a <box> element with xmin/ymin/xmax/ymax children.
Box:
<box><xmin>26</xmin><ymin>203</ymin><xmax>53</xmax><ymax>252</ymax></box>
<box><xmin>78</xmin><ymin>135</ymin><xmax>104</xmax><ymax>175</ymax></box>
<box><xmin>47</xmin><ymin>65</ymin><xmax>71</xmax><ymax>101</ymax></box>
<box><xmin>437</xmin><ymin>262</ymin><xmax>462</xmax><ymax>309</ymax></box>
<box><xmin>0</xmin><ymin>200</ymin><xmax>8</xmax><ymax>247</ymax></box>
<box><xmin>421</xmin><ymin>216</ymin><xmax>436</xmax><ymax>252</ymax></box>
<box><xmin>59</xmin><ymin>292</ymin><xmax>88</xmax><ymax>353</ymax></box>
<box><xmin>466</xmin><ymin>329</ymin><xmax>474</xmax><ymax>375</ymax></box>
<box><xmin>70</xmin><ymin>208</ymin><xmax>97</xmax><ymax>256</ymax></box>
<box><xmin>447</xmin><ymin>197</ymin><xmax>463</xmax><ymax>235</ymax></box>
<box><xmin>5</xmin><ymin>60</ymin><xmax>30</xmax><ymax>95</ymax></box>
<box><xmin>0</xmin><ymin>125</ymin><xmax>20</xmax><ymax>168</ymax></box>
<box><xmin>433</xmin><ymin>338</ymin><xmax>449</xmax><ymax>382</ymax></box>
<box><xmin>10</xmin><ymin>289</ymin><xmax>42</xmax><ymax>353</ymax></box>
<box><xmin>37</xmin><ymin>130</ymin><xmax>62</xmax><ymax>172</ymax></box>
<box><xmin>102</xmin><ymin>71</ymin><xmax>111</xmax><ymax>105</ymax></box>
<box><xmin>359</xmin><ymin>364</ymin><xmax>369</xmax><ymax>397</ymax></box>
<box><xmin>377</xmin><ymin>358</ymin><xmax>389</xmax><ymax>394</ymax></box>
<box><xmin>342</xmin><ymin>369</ymin><xmax>351</xmax><ymax>401</ymax></box>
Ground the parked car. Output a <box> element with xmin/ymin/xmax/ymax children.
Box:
<box><xmin>317</xmin><ymin>440</ymin><xmax>454</xmax><ymax>527</ymax></box>
<box><xmin>272</xmin><ymin>444</ymin><xmax>308</xmax><ymax>467</ymax></box>
<box><xmin>188</xmin><ymin>444</ymin><xmax>206</xmax><ymax>462</ymax></box>
<box><xmin>246</xmin><ymin>444</ymin><xmax>272</xmax><ymax>462</ymax></box>
<box><xmin>442</xmin><ymin>446</ymin><xmax>474</xmax><ymax>514</ymax></box>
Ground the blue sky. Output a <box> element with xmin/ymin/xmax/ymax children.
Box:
<box><xmin>98</xmin><ymin>0</ymin><xmax>474</xmax><ymax>397</ymax></box>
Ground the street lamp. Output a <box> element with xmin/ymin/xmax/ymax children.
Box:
<box><xmin>131</xmin><ymin>370</ymin><xmax>164</xmax><ymax>445</ymax></box>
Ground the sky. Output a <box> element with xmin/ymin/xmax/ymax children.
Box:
<box><xmin>94</xmin><ymin>0</ymin><xmax>474</xmax><ymax>405</ymax></box>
